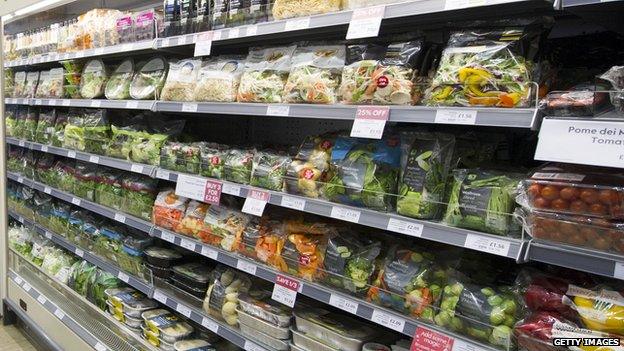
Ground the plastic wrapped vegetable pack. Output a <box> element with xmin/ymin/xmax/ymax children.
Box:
<box><xmin>161</xmin><ymin>59</ymin><xmax>202</xmax><ymax>101</ymax></box>
<box><xmin>5</xmin><ymin>106</ymin><xmax>16</xmax><ymax>137</ymax></box>
<box><xmin>367</xmin><ymin>245</ymin><xmax>446</xmax><ymax>321</ymax></box>
<box><xmin>283</xmin><ymin>45</ymin><xmax>345</xmax><ymax>104</ymax></box>
<box><xmin>193</xmin><ymin>56</ymin><xmax>246</xmax><ymax>102</ymax></box>
<box><xmin>7</xmin><ymin>147</ymin><xmax>24</xmax><ymax>173</ymax></box>
<box><xmin>34</xmin><ymin>192</ymin><xmax>53</xmax><ymax>228</ymax></box>
<box><xmin>203</xmin><ymin>266</ymin><xmax>252</xmax><ymax>326</ymax></box>
<box><xmin>55</xmin><ymin>160</ymin><xmax>76</xmax><ymax>194</ymax></box>
<box><xmin>105</xmin><ymin>59</ymin><xmax>134</xmax><ymax>99</ymax></box>
<box><xmin>64</xmin><ymin>109</ymin><xmax>110</xmax><ymax>154</ymax></box>
<box><xmin>237</xmin><ymin>46</ymin><xmax>297</xmax><ymax>103</ymax></box>
<box><xmin>435</xmin><ymin>280</ymin><xmax>517</xmax><ymax>347</ymax></box>
<box><xmin>160</xmin><ymin>142</ymin><xmax>203</xmax><ymax>174</ymax></box>
<box><xmin>130</xmin><ymin>57</ymin><xmax>168</xmax><ymax>100</ymax></box>
<box><xmin>601</xmin><ymin>65</ymin><xmax>624</xmax><ymax>114</ymax></box>
<box><xmin>223</xmin><ymin>148</ymin><xmax>255</xmax><ymax>184</ymax></box>
<box><xmin>35</xmin><ymin>68</ymin><xmax>64</xmax><ymax>98</ymax></box>
<box><xmin>153</xmin><ymin>189</ymin><xmax>188</xmax><ymax>231</ymax></box>
<box><xmin>130</xmin><ymin>117</ymin><xmax>184</xmax><ymax>166</ymax></box>
<box><xmin>121</xmin><ymin>174</ymin><xmax>158</xmax><ymax>220</ymax></box>
<box><xmin>175</xmin><ymin>200</ymin><xmax>210</xmax><ymax>238</ymax></box>
<box><xmin>42</xmin><ymin>248</ymin><xmax>75</xmax><ymax>284</ymax></box>
<box><xmin>23</xmin><ymin>108</ymin><xmax>39</xmax><ymax>141</ymax></box>
<box><xmin>12</xmin><ymin>107</ymin><xmax>27</xmax><ymax>140</ymax></box>
<box><xmin>94</xmin><ymin>221</ymin><xmax>125</xmax><ymax>263</ymax></box>
<box><xmin>238</xmin><ymin>218</ymin><xmax>283</xmax><ymax>263</ymax></box>
<box><xmin>200</xmin><ymin>143</ymin><xmax>229</xmax><ymax>179</ymax></box>
<box><xmin>201</xmin><ymin>200</ymin><xmax>250</xmax><ymax>251</ymax></box>
<box><xmin>397</xmin><ymin>132</ymin><xmax>456</xmax><ymax>220</ymax></box>
<box><xmin>8</xmin><ymin>225</ymin><xmax>33</xmax><ymax>257</ymax></box>
<box><xmin>72</xmin><ymin>161</ymin><xmax>98</xmax><ymax>201</ymax></box>
<box><xmin>95</xmin><ymin>169</ymin><xmax>124</xmax><ymax>210</ymax></box>
<box><xmin>5</xmin><ymin>69</ymin><xmax>14</xmax><ymax>98</ymax></box>
<box><xmin>285</xmin><ymin>134</ymin><xmax>336</xmax><ymax>199</ymax></box>
<box><xmin>80</xmin><ymin>59</ymin><xmax>108</xmax><ymax>99</ymax></box>
<box><xmin>51</xmin><ymin>110</ymin><xmax>69</xmax><ymax>147</ymax></box>
<box><xmin>272</xmin><ymin>0</ymin><xmax>341</xmax><ymax>20</ymax></box>
<box><xmin>324</xmin><ymin>136</ymin><xmax>401</xmax><ymax>212</ymax></box>
<box><xmin>25</xmin><ymin>71</ymin><xmax>40</xmax><ymax>98</ymax></box>
<box><xmin>444</xmin><ymin>169</ymin><xmax>521</xmax><ymax>236</ymax></box>
<box><xmin>49</xmin><ymin>200</ymin><xmax>71</xmax><ymax>234</ymax></box>
<box><xmin>251</xmin><ymin>151</ymin><xmax>291</xmax><ymax>191</ymax></box>
<box><xmin>34</xmin><ymin>108</ymin><xmax>57</xmax><ymax>144</ymax></box>
<box><xmin>425</xmin><ymin>23</ymin><xmax>542</xmax><ymax>107</ymax></box>
<box><xmin>14</xmin><ymin>71</ymin><xmax>26</xmax><ymax>98</ymax></box>
<box><xmin>35</xmin><ymin>154</ymin><xmax>58</xmax><ymax>186</ymax></box>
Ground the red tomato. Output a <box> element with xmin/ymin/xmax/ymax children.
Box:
<box><xmin>559</xmin><ymin>222</ymin><xmax>578</xmax><ymax>236</ymax></box>
<box><xmin>560</xmin><ymin>187</ymin><xmax>579</xmax><ymax>201</ymax></box>
<box><xmin>533</xmin><ymin>197</ymin><xmax>551</xmax><ymax>209</ymax></box>
<box><xmin>568</xmin><ymin>233</ymin><xmax>586</xmax><ymax>246</ymax></box>
<box><xmin>527</xmin><ymin>183</ymin><xmax>542</xmax><ymax>198</ymax></box>
<box><xmin>541</xmin><ymin>186</ymin><xmax>560</xmax><ymax>201</ymax></box>
<box><xmin>589</xmin><ymin>203</ymin><xmax>607</xmax><ymax>216</ymax></box>
<box><xmin>569</xmin><ymin>200</ymin><xmax>588</xmax><ymax>214</ymax></box>
<box><xmin>612</xmin><ymin>205</ymin><xmax>623</xmax><ymax>218</ymax></box>
<box><xmin>592</xmin><ymin>236</ymin><xmax>611</xmax><ymax>250</ymax></box>
<box><xmin>580</xmin><ymin>189</ymin><xmax>599</xmax><ymax>204</ymax></box>
<box><xmin>599</xmin><ymin>189</ymin><xmax>619</xmax><ymax>205</ymax></box>
<box><xmin>551</xmin><ymin>199</ymin><xmax>570</xmax><ymax>211</ymax></box>
<box><xmin>581</xmin><ymin>227</ymin><xmax>599</xmax><ymax>242</ymax></box>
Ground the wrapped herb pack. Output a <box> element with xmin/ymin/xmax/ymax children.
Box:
<box><xmin>130</xmin><ymin>57</ymin><xmax>168</xmax><ymax>100</ymax></box>
<box><xmin>80</xmin><ymin>59</ymin><xmax>108</xmax><ymax>99</ymax></box>
<box><xmin>35</xmin><ymin>154</ymin><xmax>58</xmax><ymax>186</ymax></box>
<box><xmin>224</xmin><ymin>148</ymin><xmax>255</xmax><ymax>184</ymax></box>
<box><xmin>105</xmin><ymin>59</ymin><xmax>134</xmax><ymax>99</ymax></box>
<box><xmin>73</xmin><ymin>161</ymin><xmax>98</xmax><ymax>201</ymax></box>
<box><xmin>161</xmin><ymin>59</ymin><xmax>202</xmax><ymax>101</ymax></box>
<box><xmin>397</xmin><ymin>132</ymin><xmax>455</xmax><ymax>220</ymax></box>
<box><xmin>251</xmin><ymin>151</ymin><xmax>290</xmax><ymax>191</ymax></box>
<box><xmin>200</xmin><ymin>143</ymin><xmax>229</xmax><ymax>179</ymax></box>
<box><xmin>5</xmin><ymin>106</ymin><xmax>17</xmax><ymax>137</ymax></box>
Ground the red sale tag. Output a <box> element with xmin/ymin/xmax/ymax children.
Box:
<box><xmin>204</xmin><ymin>180</ymin><xmax>222</xmax><ymax>205</ymax></box>
<box><xmin>411</xmin><ymin>327</ymin><xmax>454</xmax><ymax>351</ymax></box>
<box><xmin>351</xmin><ymin>106</ymin><xmax>390</xmax><ymax>139</ymax></box>
<box><xmin>272</xmin><ymin>274</ymin><xmax>300</xmax><ymax>307</ymax></box>
<box><xmin>275</xmin><ymin>274</ymin><xmax>300</xmax><ymax>291</ymax></box>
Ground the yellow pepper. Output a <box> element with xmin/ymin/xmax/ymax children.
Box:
<box><xmin>458</xmin><ymin>67</ymin><xmax>493</xmax><ymax>82</ymax></box>
<box><xmin>574</xmin><ymin>295</ymin><xmax>624</xmax><ymax>335</ymax></box>
<box><xmin>433</xmin><ymin>86</ymin><xmax>453</xmax><ymax>100</ymax></box>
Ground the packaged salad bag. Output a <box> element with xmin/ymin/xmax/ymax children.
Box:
<box><xmin>95</xmin><ymin>169</ymin><xmax>124</xmax><ymax>210</ymax></box>
<box><xmin>200</xmin><ymin>143</ymin><xmax>230</xmax><ymax>179</ymax></box>
<box><xmin>105</xmin><ymin>59</ymin><xmax>134</xmax><ymax>100</ymax></box>
<box><xmin>5</xmin><ymin>69</ymin><xmax>14</xmax><ymax>98</ymax></box>
<box><xmin>121</xmin><ymin>174</ymin><xmax>159</xmax><ymax>221</ymax></box>
<box><xmin>54</xmin><ymin>160</ymin><xmax>76</xmax><ymax>194</ymax></box>
<box><xmin>7</xmin><ymin>146</ymin><xmax>24</xmax><ymax>173</ymax></box>
<box><xmin>130</xmin><ymin>116</ymin><xmax>184</xmax><ymax>166</ymax></box>
<box><xmin>237</xmin><ymin>46</ymin><xmax>297</xmax><ymax>103</ymax></box>
<box><xmin>161</xmin><ymin>59</ymin><xmax>202</xmax><ymax>101</ymax></box>
<box><xmin>64</xmin><ymin>109</ymin><xmax>110</xmax><ymax>155</ymax></box>
<box><xmin>250</xmin><ymin>150</ymin><xmax>291</xmax><ymax>191</ymax></box>
<box><xmin>25</xmin><ymin>71</ymin><xmax>40</xmax><ymax>98</ymax></box>
<box><xmin>201</xmin><ymin>199</ymin><xmax>251</xmax><ymax>251</ymax></box>
<box><xmin>130</xmin><ymin>57</ymin><xmax>168</xmax><ymax>100</ymax></box>
<box><xmin>23</xmin><ymin>107</ymin><xmax>39</xmax><ymax>141</ymax></box>
<box><xmin>285</xmin><ymin>133</ymin><xmax>336</xmax><ymax>199</ymax></box>
<box><xmin>72</xmin><ymin>161</ymin><xmax>98</xmax><ymax>201</ymax></box>
<box><xmin>35</xmin><ymin>153</ymin><xmax>58</xmax><ymax>186</ymax></box>
<box><xmin>283</xmin><ymin>45</ymin><xmax>346</xmax><ymax>104</ymax></box>
<box><xmin>49</xmin><ymin>199</ymin><xmax>71</xmax><ymax>234</ymax></box>
<box><xmin>107</xmin><ymin>115</ymin><xmax>144</xmax><ymax>160</ymax></box>
<box><xmin>324</xmin><ymin>135</ymin><xmax>401</xmax><ymax>212</ymax></box>
<box><xmin>176</xmin><ymin>200</ymin><xmax>210</xmax><ymax>238</ymax></box>
<box><xmin>34</xmin><ymin>108</ymin><xmax>57</xmax><ymax>144</ymax></box>
<box><xmin>5</xmin><ymin>106</ymin><xmax>17</xmax><ymax>137</ymax></box>
<box><xmin>35</xmin><ymin>68</ymin><xmax>64</xmax><ymax>98</ymax></box>
<box><xmin>425</xmin><ymin>20</ymin><xmax>546</xmax><ymax>107</ymax></box>
<box><xmin>397</xmin><ymin>132</ymin><xmax>456</xmax><ymax>220</ymax></box>
<box><xmin>51</xmin><ymin>109</ymin><xmax>69</xmax><ymax>147</ymax></box>
<box><xmin>80</xmin><ymin>59</ymin><xmax>109</xmax><ymax>99</ymax></box>
<box><xmin>153</xmin><ymin>189</ymin><xmax>188</xmax><ymax>231</ymax></box>
<box><xmin>14</xmin><ymin>71</ymin><xmax>26</xmax><ymax>98</ymax></box>
<box><xmin>223</xmin><ymin>148</ymin><xmax>255</xmax><ymax>184</ymax></box>
<box><xmin>272</xmin><ymin>0</ymin><xmax>341</xmax><ymax>20</ymax></box>
<box><xmin>193</xmin><ymin>56</ymin><xmax>246</xmax><ymax>102</ymax></box>
<box><xmin>160</xmin><ymin>142</ymin><xmax>203</xmax><ymax>174</ymax></box>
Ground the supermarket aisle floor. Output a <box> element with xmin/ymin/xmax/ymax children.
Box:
<box><xmin>0</xmin><ymin>324</ymin><xmax>37</xmax><ymax>351</ymax></box>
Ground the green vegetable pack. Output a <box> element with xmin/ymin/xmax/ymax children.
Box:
<box><xmin>324</xmin><ymin>136</ymin><xmax>400</xmax><ymax>211</ymax></box>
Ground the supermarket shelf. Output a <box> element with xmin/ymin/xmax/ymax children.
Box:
<box><xmin>4</xmin><ymin>98</ymin><xmax>156</xmax><ymax>110</ymax></box>
<box><xmin>6</xmin><ymin>137</ymin><xmax>156</xmax><ymax>176</ymax></box>
<box><xmin>561</xmin><ymin>0</ymin><xmax>622</xmax><ymax>7</ymax></box>
<box><xmin>3</xmin><ymin>298</ymin><xmax>64</xmax><ymax>351</ymax></box>
<box><xmin>8</xmin><ymin>270</ymin><xmax>114</xmax><ymax>351</ymax></box>
<box><xmin>527</xmin><ymin>240</ymin><xmax>624</xmax><ymax>280</ymax></box>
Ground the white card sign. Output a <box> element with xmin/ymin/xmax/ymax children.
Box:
<box><xmin>351</xmin><ymin>106</ymin><xmax>389</xmax><ymax>139</ymax></box>
<box><xmin>346</xmin><ymin>6</ymin><xmax>385</xmax><ymax>40</ymax></box>
<box><xmin>194</xmin><ymin>32</ymin><xmax>213</xmax><ymax>57</ymax></box>
<box><xmin>242</xmin><ymin>189</ymin><xmax>270</xmax><ymax>216</ymax></box>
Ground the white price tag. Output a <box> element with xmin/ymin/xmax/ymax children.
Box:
<box><xmin>67</xmin><ymin>151</ymin><xmax>77</xmax><ymax>158</ymax></box>
<box><xmin>464</xmin><ymin>234</ymin><xmax>510</xmax><ymax>257</ymax></box>
<box><xmin>153</xmin><ymin>290</ymin><xmax>168</xmax><ymax>304</ymax></box>
<box><xmin>94</xmin><ymin>48</ymin><xmax>105</xmax><ymax>55</ymax></box>
<box><xmin>94</xmin><ymin>342</ymin><xmax>107</xmax><ymax>351</ymax></box>
<box><xmin>75</xmin><ymin>51</ymin><xmax>85</xmax><ymax>58</ymax></box>
<box><xmin>244</xmin><ymin>340</ymin><xmax>266</xmax><ymax>351</ymax></box>
<box><xmin>182</xmin><ymin>103</ymin><xmax>198</xmax><ymax>112</ymax></box>
<box><xmin>41</xmin><ymin>145</ymin><xmax>49</xmax><ymax>152</ymax></box>
<box><xmin>37</xmin><ymin>295</ymin><xmax>47</xmax><ymax>305</ymax></box>
<box><xmin>280</xmin><ymin>196</ymin><xmax>305</xmax><ymax>211</ymax></box>
<box><xmin>156</xmin><ymin>168</ymin><xmax>171</xmax><ymax>180</ymax></box>
<box><xmin>126</xmin><ymin>100</ymin><xmax>139</xmax><ymax>109</ymax></box>
<box><xmin>176</xmin><ymin>303</ymin><xmax>192</xmax><ymax>318</ymax></box>
<box><xmin>180</xmin><ymin>238</ymin><xmax>197</xmax><ymax>251</ymax></box>
<box><xmin>435</xmin><ymin>109</ymin><xmax>477</xmax><ymax>125</ymax></box>
<box><xmin>17</xmin><ymin>216</ymin><xmax>23</xmax><ymax>223</ymax></box>
<box><xmin>162</xmin><ymin>38</ymin><xmax>171</xmax><ymax>47</ymax></box>
<box><xmin>452</xmin><ymin>338</ymin><xmax>476</xmax><ymax>351</ymax></box>
<box><xmin>34</xmin><ymin>99</ymin><xmax>42</xmax><ymax>105</ymax></box>
<box><xmin>114</xmin><ymin>213</ymin><xmax>126</xmax><ymax>223</ymax></box>
<box><xmin>329</xmin><ymin>294</ymin><xmax>359</xmax><ymax>314</ymax></box>
<box><xmin>284</xmin><ymin>17</ymin><xmax>310</xmax><ymax>31</ymax></box>
<box><xmin>371</xmin><ymin>309</ymin><xmax>405</xmax><ymax>332</ymax></box>
<box><xmin>49</xmin><ymin>99</ymin><xmax>58</xmax><ymax>105</ymax></box>
<box><xmin>222</xmin><ymin>183</ymin><xmax>241</xmax><ymax>196</ymax></box>
<box><xmin>14</xmin><ymin>277</ymin><xmax>23</xmax><ymax>285</ymax></box>
<box><xmin>228</xmin><ymin>27</ymin><xmax>240</xmax><ymax>39</ymax></box>
<box><xmin>18</xmin><ymin>140</ymin><xmax>25</xmax><ymax>147</ymax></box>
<box><xmin>44</xmin><ymin>186</ymin><xmax>52</xmax><ymax>194</ymax></box>
<box><xmin>387</xmin><ymin>218</ymin><xmax>423</xmax><ymax>237</ymax></box>
<box><xmin>23</xmin><ymin>283</ymin><xmax>31</xmax><ymax>292</ymax></box>
<box><xmin>62</xmin><ymin>99</ymin><xmax>71</xmax><ymax>106</ymax></box>
<box><xmin>17</xmin><ymin>176</ymin><xmax>24</xmax><ymax>183</ymax></box>
<box><xmin>45</xmin><ymin>231</ymin><xmax>52</xmax><ymax>239</ymax></box>
<box><xmin>122</xmin><ymin>43</ymin><xmax>134</xmax><ymax>51</ymax></box>
<box><xmin>130</xmin><ymin>164</ymin><xmax>144</xmax><ymax>173</ymax></box>
<box><xmin>242</xmin><ymin>189</ymin><xmax>270</xmax><ymax>216</ymax></box>
<box><xmin>201</xmin><ymin>317</ymin><xmax>219</xmax><ymax>333</ymax></box>
<box><xmin>194</xmin><ymin>31</ymin><xmax>213</xmax><ymax>57</ymax></box>
<box><xmin>330</xmin><ymin>207</ymin><xmax>361</xmax><ymax>223</ymax></box>
<box><xmin>54</xmin><ymin>309</ymin><xmax>65</xmax><ymax>320</ymax></box>
<box><xmin>237</xmin><ymin>260</ymin><xmax>257</xmax><ymax>275</ymax></box>
<box><xmin>346</xmin><ymin>6</ymin><xmax>385</xmax><ymax>40</ymax></box>
<box><xmin>201</xmin><ymin>246</ymin><xmax>218</xmax><ymax>260</ymax></box>
<box><xmin>614</xmin><ymin>262</ymin><xmax>624</xmax><ymax>279</ymax></box>
<box><xmin>245</xmin><ymin>25</ymin><xmax>258</xmax><ymax>36</ymax></box>
<box><xmin>444</xmin><ymin>0</ymin><xmax>486</xmax><ymax>10</ymax></box>
<box><xmin>272</xmin><ymin>275</ymin><xmax>299</xmax><ymax>308</ymax></box>
<box><xmin>71</xmin><ymin>198</ymin><xmax>81</xmax><ymax>206</ymax></box>
<box><xmin>213</xmin><ymin>30</ymin><xmax>222</xmax><ymax>40</ymax></box>
<box><xmin>90</xmin><ymin>100</ymin><xmax>102</xmax><ymax>108</ymax></box>
<box><xmin>75</xmin><ymin>248</ymin><xmax>84</xmax><ymax>257</ymax></box>
<box><xmin>350</xmin><ymin>106</ymin><xmax>389</xmax><ymax>139</ymax></box>
<box><xmin>266</xmin><ymin>105</ymin><xmax>290</xmax><ymax>116</ymax></box>
<box><xmin>117</xmin><ymin>271</ymin><xmax>130</xmax><ymax>283</ymax></box>
<box><xmin>175</xmin><ymin>174</ymin><xmax>208</xmax><ymax>202</ymax></box>
<box><xmin>89</xmin><ymin>155</ymin><xmax>100</xmax><ymax>164</ymax></box>
<box><xmin>161</xmin><ymin>231</ymin><xmax>176</xmax><ymax>243</ymax></box>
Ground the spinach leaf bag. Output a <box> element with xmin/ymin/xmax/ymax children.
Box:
<box><xmin>444</xmin><ymin>169</ymin><xmax>521</xmax><ymax>235</ymax></box>
<box><xmin>397</xmin><ymin>132</ymin><xmax>455</xmax><ymax>220</ymax></box>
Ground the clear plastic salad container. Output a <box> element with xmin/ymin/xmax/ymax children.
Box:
<box><xmin>171</xmin><ymin>262</ymin><xmax>212</xmax><ymax>289</ymax></box>
<box><xmin>130</xmin><ymin>57</ymin><xmax>168</xmax><ymax>100</ymax></box>
<box><xmin>79</xmin><ymin>59</ymin><xmax>108</xmax><ymax>99</ymax></box>
<box><xmin>144</xmin><ymin>246</ymin><xmax>182</xmax><ymax>267</ymax></box>
<box><xmin>105</xmin><ymin>58</ymin><xmax>134</xmax><ymax>99</ymax></box>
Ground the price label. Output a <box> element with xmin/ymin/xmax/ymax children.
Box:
<box><xmin>201</xmin><ymin>317</ymin><xmax>219</xmax><ymax>333</ymax></box>
<box><xmin>245</xmin><ymin>25</ymin><xmax>258</xmax><ymax>36</ymax></box>
<box><xmin>176</xmin><ymin>303</ymin><xmax>192</xmax><ymax>318</ymax></box>
<box><xmin>18</xmin><ymin>140</ymin><xmax>25</xmax><ymax>147</ymax></box>
<box><xmin>67</xmin><ymin>151</ymin><xmax>77</xmax><ymax>158</ymax></box>
<box><xmin>94</xmin><ymin>48</ymin><xmax>105</xmax><ymax>55</ymax></box>
<box><xmin>330</xmin><ymin>206</ymin><xmax>361</xmax><ymax>223</ymax></box>
<box><xmin>237</xmin><ymin>260</ymin><xmax>257</xmax><ymax>275</ymax></box>
<box><xmin>346</xmin><ymin>6</ymin><xmax>385</xmax><ymax>40</ymax></box>
<box><xmin>371</xmin><ymin>309</ymin><xmax>405</xmax><ymax>332</ymax></box>
<box><xmin>202</xmin><ymin>246</ymin><xmax>219</xmax><ymax>260</ymax></box>
<box><xmin>37</xmin><ymin>295</ymin><xmax>47</xmax><ymax>305</ymax></box>
<box><xmin>117</xmin><ymin>272</ymin><xmax>130</xmax><ymax>283</ymax></box>
<box><xmin>17</xmin><ymin>216</ymin><xmax>23</xmax><ymax>223</ymax></box>
<box><xmin>153</xmin><ymin>290</ymin><xmax>168</xmax><ymax>304</ymax></box>
<box><xmin>213</xmin><ymin>30</ymin><xmax>222</xmax><ymax>40</ymax></box>
<box><xmin>45</xmin><ymin>231</ymin><xmax>52</xmax><ymax>239</ymax></box>
<box><xmin>228</xmin><ymin>27</ymin><xmax>240</xmax><ymax>39</ymax></box>
<box><xmin>176</xmin><ymin>174</ymin><xmax>208</xmax><ymax>202</ymax></box>
<box><xmin>329</xmin><ymin>294</ymin><xmax>359</xmax><ymax>314</ymax></box>
<box><xmin>351</xmin><ymin>106</ymin><xmax>389</xmax><ymax>139</ymax></box>
<box><xmin>244</xmin><ymin>340</ymin><xmax>266</xmax><ymax>351</ymax></box>
<box><xmin>387</xmin><ymin>218</ymin><xmax>423</xmax><ymax>237</ymax></box>
<box><xmin>14</xmin><ymin>277</ymin><xmax>23</xmax><ymax>285</ymax></box>
<box><xmin>162</xmin><ymin>38</ymin><xmax>171</xmax><ymax>47</ymax></box>
<box><xmin>62</xmin><ymin>99</ymin><xmax>71</xmax><ymax>106</ymax></box>
<box><xmin>464</xmin><ymin>234</ymin><xmax>510</xmax><ymax>257</ymax></box>
<box><xmin>444</xmin><ymin>0</ymin><xmax>486</xmax><ymax>10</ymax></box>
<box><xmin>280</xmin><ymin>196</ymin><xmax>305</xmax><ymax>211</ymax></box>
<box><xmin>272</xmin><ymin>275</ymin><xmax>300</xmax><ymax>307</ymax></box>
<box><xmin>94</xmin><ymin>342</ymin><xmax>107</xmax><ymax>351</ymax></box>
<box><xmin>90</xmin><ymin>100</ymin><xmax>102</xmax><ymax>108</ymax></box>
<box><xmin>75</xmin><ymin>51</ymin><xmax>85</xmax><ymax>58</ymax></box>
<box><xmin>266</xmin><ymin>105</ymin><xmax>290</xmax><ymax>116</ymax></box>
<box><xmin>180</xmin><ymin>238</ymin><xmax>197</xmax><ymax>251</ymax></box>
<box><xmin>411</xmin><ymin>326</ymin><xmax>455</xmax><ymax>351</ymax></box>
<box><xmin>194</xmin><ymin>31</ymin><xmax>213</xmax><ymax>57</ymax></box>
<box><xmin>71</xmin><ymin>198</ymin><xmax>81</xmax><ymax>206</ymax></box>
<box><xmin>75</xmin><ymin>248</ymin><xmax>84</xmax><ymax>257</ymax></box>
<box><xmin>44</xmin><ymin>186</ymin><xmax>52</xmax><ymax>194</ymax></box>
<box><xmin>434</xmin><ymin>109</ymin><xmax>477</xmax><ymax>125</ymax></box>
<box><xmin>23</xmin><ymin>283</ymin><xmax>31</xmax><ymax>292</ymax></box>
<box><xmin>122</xmin><ymin>43</ymin><xmax>134</xmax><ymax>51</ymax></box>
<box><xmin>34</xmin><ymin>99</ymin><xmax>42</xmax><ymax>105</ymax></box>
<box><xmin>204</xmin><ymin>180</ymin><xmax>223</xmax><ymax>205</ymax></box>
<box><xmin>284</xmin><ymin>17</ymin><xmax>310</xmax><ymax>31</ymax></box>
<box><xmin>156</xmin><ymin>168</ymin><xmax>171</xmax><ymax>180</ymax></box>
<box><xmin>126</xmin><ymin>100</ymin><xmax>139</xmax><ymax>109</ymax></box>
<box><xmin>54</xmin><ymin>309</ymin><xmax>65</xmax><ymax>320</ymax></box>
<box><xmin>182</xmin><ymin>103</ymin><xmax>198</xmax><ymax>112</ymax></box>
<box><xmin>158</xmin><ymin>230</ymin><xmax>175</xmax><ymax>243</ymax></box>
<box><xmin>41</xmin><ymin>145</ymin><xmax>49</xmax><ymax>152</ymax></box>
<box><xmin>222</xmin><ymin>183</ymin><xmax>241</xmax><ymax>196</ymax></box>
<box><xmin>89</xmin><ymin>155</ymin><xmax>100</xmax><ymax>164</ymax></box>
<box><xmin>242</xmin><ymin>189</ymin><xmax>270</xmax><ymax>216</ymax></box>
<box><xmin>130</xmin><ymin>164</ymin><xmax>144</xmax><ymax>173</ymax></box>
<box><xmin>114</xmin><ymin>213</ymin><xmax>126</xmax><ymax>223</ymax></box>
<box><xmin>614</xmin><ymin>262</ymin><xmax>624</xmax><ymax>280</ymax></box>
<box><xmin>17</xmin><ymin>176</ymin><xmax>24</xmax><ymax>183</ymax></box>
<box><xmin>49</xmin><ymin>99</ymin><xmax>58</xmax><ymax>105</ymax></box>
